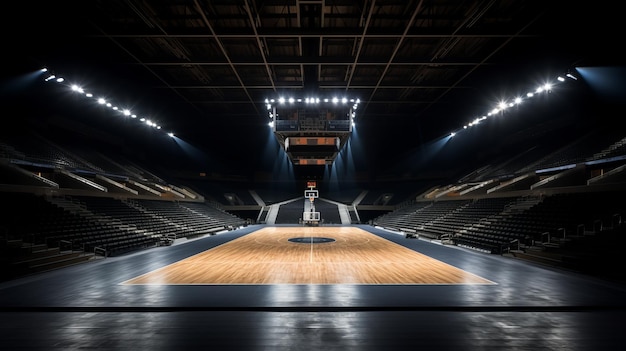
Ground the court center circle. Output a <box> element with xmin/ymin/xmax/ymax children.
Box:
<box><xmin>288</xmin><ymin>237</ymin><xmax>336</xmax><ymax>244</ymax></box>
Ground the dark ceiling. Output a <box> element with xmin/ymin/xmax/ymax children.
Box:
<box><xmin>3</xmin><ymin>0</ymin><xmax>624</xmax><ymax>184</ymax></box>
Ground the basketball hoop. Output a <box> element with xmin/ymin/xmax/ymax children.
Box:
<box><xmin>309</xmin><ymin>197</ymin><xmax>314</xmax><ymax>203</ymax></box>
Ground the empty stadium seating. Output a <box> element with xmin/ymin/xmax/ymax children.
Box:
<box><xmin>2</xmin><ymin>104</ymin><xmax>626</xmax><ymax>283</ymax></box>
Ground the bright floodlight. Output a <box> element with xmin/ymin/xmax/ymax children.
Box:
<box><xmin>41</xmin><ymin>66</ymin><xmax>176</xmax><ymax>138</ymax></box>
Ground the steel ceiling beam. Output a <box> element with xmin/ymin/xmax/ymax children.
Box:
<box><xmin>192</xmin><ymin>0</ymin><xmax>260</xmax><ymax>116</ymax></box>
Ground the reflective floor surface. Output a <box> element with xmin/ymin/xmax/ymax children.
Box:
<box><xmin>1</xmin><ymin>224</ymin><xmax>625</xmax><ymax>350</ymax></box>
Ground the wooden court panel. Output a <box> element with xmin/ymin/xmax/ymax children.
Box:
<box><xmin>122</xmin><ymin>226</ymin><xmax>495</xmax><ymax>285</ymax></box>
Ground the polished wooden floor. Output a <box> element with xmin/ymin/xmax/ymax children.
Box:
<box><xmin>1</xmin><ymin>224</ymin><xmax>625</xmax><ymax>350</ymax></box>
<box><xmin>123</xmin><ymin>226</ymin><xmax>494</xmax><ymax>285</ymax></box>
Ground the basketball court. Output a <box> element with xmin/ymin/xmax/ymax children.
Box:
<box><xmin>122</xmin><ymin>226</ymin><xmax>495</xmax><ymax>285</ymax></box>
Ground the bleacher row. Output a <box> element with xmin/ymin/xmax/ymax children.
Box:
<box><xmin>459</xmin><ymin>119</ymin><xmax>626</xmax><ymax>183</ymax></box>
<box><xmin>369</xmin><ymin>112</ymin><xmax>626</xmax><ymax>277</ymax></box>
<box><xmin>4</xmin><ymin>191</ymin><xmax>246</xmax><ymax>252</ymax></box>
<box><xmin>0</xmin><ymin>125</ymin><xmax>251</xmax><ymax>281</ymax></box>
<box><xmin>374</xmin><ymin>191</ymin><xmax>625</xmax><ymax>265</ymax></box>
<box><xmin>0</xmin><ymin>191</ymin><xmax>247</xmax><ymax>280</ymax></box>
